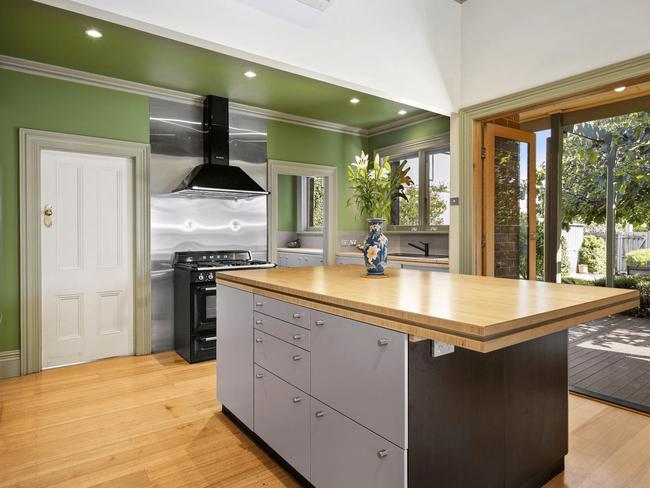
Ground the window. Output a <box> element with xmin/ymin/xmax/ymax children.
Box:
<box><xmin>388</xmin><ymin>147</ymin><xmax>450</xmax><ymax>230</ymax></box>
<box><xmin>299</xmin><ymin>176</ymin><xmax>325</xmax><ymax>231</ymax></box>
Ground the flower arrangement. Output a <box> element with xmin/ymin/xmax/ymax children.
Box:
<box><xmin>346</xmin><ymin>151</ymin><xmax>413</xmax><ymax>220</ymax></box>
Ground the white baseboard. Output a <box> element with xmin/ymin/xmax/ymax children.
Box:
<box><xmin>0</xmin><ymin>350</ymin><xmax>21</xmax><ymax>379</ymax></box>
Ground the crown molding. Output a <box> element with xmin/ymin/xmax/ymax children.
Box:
<box><xmin>373</xmin><ymin>132</ymin><xmax>450</xmax><ymax>158</ymax></box>
<box><xmin>0</xmin><ymin>54</ymin><xmax>440</xmax><ymax>138</ymax></box>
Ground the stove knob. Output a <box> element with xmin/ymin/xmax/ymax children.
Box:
<box><xmin>208</xmin><ymin>273</ymin><xmax>214</xmax><ymax>280</ymax></box>
<box><xmin>197</xmin><ymin>273</ymin><xmax>205</xmax><ymax>281</ymax></box>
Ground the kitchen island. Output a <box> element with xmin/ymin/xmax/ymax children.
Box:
<box><xmin>215</xmin><ymin>265</ymin><xmax>639</xmax><ymax>488</ymax></box>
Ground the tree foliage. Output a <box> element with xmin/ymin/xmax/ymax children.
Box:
<box><xmin>398</xmin><ymin>183</ymin><xmax>448</xmax><ymax>226</ymax></box>
<box><xmin>561</xmin><ymin>111</ymin><xmax>650</xmax><ymax>229</ymax></box>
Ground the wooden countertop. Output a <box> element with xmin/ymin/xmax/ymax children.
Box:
<box><xmin>337</xmin><ymin>251</ymin><xmax>449</xmax><ymax>268</ymax></box>
<box><xmin>216</xmin><ymin>265</ymin><xmax>639</xmax><ymax>352</ymax></box>
<box><xmin>277</xmin><ymin>247</ymin><xmax>323</xmax><ymax>255</ymax></box>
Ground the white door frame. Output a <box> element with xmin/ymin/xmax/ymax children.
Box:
<box><xmin>19</xmin><ymin>129</ymin><xmax>151</xmax><ymax>375</ymax></box>
<box><xmin>267</xmin><ymin>160</ymin><xmax>337</xmax><ymax>265</ymax></box>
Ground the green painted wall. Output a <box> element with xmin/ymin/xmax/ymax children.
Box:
<box><xmin>277</xmin><ymin>175</ymin><xmax>297</xmax><ymax>231</ymax></box>
<box><xmin>267</xmin><ymin>121</ymin><xmax>369</xmax><ymax>232</ymax></box>
<box><xmin>368</xmin><ymin>117</ymin><xmax>450</xmax><ymax>152</ymax></box>
<box><xmin>0</xmin><ymin>69</ymin><xmax>149</xmax><ymax>352</ymax></box>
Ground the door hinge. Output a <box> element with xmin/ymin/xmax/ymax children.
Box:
<box><xmin>481</xmin><ymin>147</ymin><xmax>486</xmax><ymax>159</ymax></box>
<box><xmin>481</xmin><ymin>236</ymin><xmax>486</xmax><ymax>248</ymax></box>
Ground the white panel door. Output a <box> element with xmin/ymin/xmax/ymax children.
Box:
<box><xmin>41</xmin><ymin>150</ymin><xmax>134</xmax><ymax>368</ymax></box>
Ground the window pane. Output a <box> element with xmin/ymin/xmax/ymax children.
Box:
<box><xmin>391</xmin><ymin>155</ymin><xmax>419</xmax><ymax>226</ymax></box>
<box><xmin>427</xmin><ymin>151</ymin><xmax>450</xmax><ymax>226</ymax></box>
<box><xmin>308</xmin><ymin>176</ymin><xmax>324</xmax><ymax>229</ymax></box>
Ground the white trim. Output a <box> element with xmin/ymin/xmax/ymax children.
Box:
<box><xmin>374</xmin><ymin>132</ymin><xmax>451</xmax><ymax>159</ymax></box>
<box><xmin>0</xmin><ymin>54</ymin><xmax>442</xmax><ymax>138</ymax></box>
<box><xmin>268</xmin><ymin>160</ymin><xmax>337</xmax><ymax>266</ymax></box>
<box><xmin>19</xmin><ymin>129</ymin><xmax>151</xmax><ymax>375</ymax></box>
<box><xmin>0</xmin><ymin>350</ymin><xmax>21</xmax><ymax>379</ymax></box>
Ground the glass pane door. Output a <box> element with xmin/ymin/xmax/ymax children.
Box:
<box><xmin>483</xmin><ymin>124</ymin><xmax>537</xmax><ymax>279</ymax></box>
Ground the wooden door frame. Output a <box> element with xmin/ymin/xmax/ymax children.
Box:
<box><xmin>267</xmin><ymin>160</ymin><xmax>337</xmax><ymax>266</ymax></box>
<box><xmin>482</xmin><ymin>124</ymin><xmax>536</xmax><ymax>279</ymax></box>
<box><xmin>19</xmin><ymin>129</ymin><xmax>151</xmax><ymax>375</ymax></box>
<box><xmin>453</xmin><ymin>53</ymin><xmax>650</xmax><ymax>275</ymax></box>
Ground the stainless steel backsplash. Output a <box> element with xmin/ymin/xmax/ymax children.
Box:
<box><xmin>150</xmin><ymin>98</ymin><xmax>268</xmax><ymax>352</ymax></box>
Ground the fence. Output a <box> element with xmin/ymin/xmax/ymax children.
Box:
<box><xmin>563</xmin><ymin>225</ymin><xmax>649</xmax><ymax>274</ymax></box>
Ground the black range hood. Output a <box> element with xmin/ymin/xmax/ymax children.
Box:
<box><xmin>173</xmin><ymin>95</ymin><xmax>269</xmax><ymax>198</ymax></box>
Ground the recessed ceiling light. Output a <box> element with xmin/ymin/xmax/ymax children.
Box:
<box><xmin>614</xmin><ymin>86</ymin><xmax>626</xmax><ymax>92</ymax></box>
<box><xmin>398</xmin><ymin>109</ymin><xmax>407</xmax><ymax>115</ymax></box>
<box><xmin>244</xmin><ymin>70</ymin><xmax>257</xmax><ymax>78</ymax></box>
<box><xmin>85</xmin><ymin>29</ymin><xmax>103</xmax><ymax>38</ymax></box>
<box><xmin>350</xmin><ymin>98</ymin><xmax>360</xmax><ymax>104</ymax></box>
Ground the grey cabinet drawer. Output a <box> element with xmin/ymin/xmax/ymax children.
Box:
<box><xmin>254</xmin><ymin>330</ymin><xmax>310</xmax><ymax>392</ymax></box>
<box><xmin>254</xmin><ymin>294</ymin><xmax>311</xmax><ymax>329</ymax></box>
<box><xmin>254</xmin><ymin>312</ymin><xmax>310</xmax><ymax>351</ymax></box>
<box><xmin>311</xmin><ymin>398</ymin><xmax>406</xmax><ymax>488</ymax></box>
<box><xmin>254</xmin><ymin>365</ymin><xmax>310</xmax><ymax>479</ymax></box>
<box><xmin>311</xmin><ymin>310</ymin><xmax>407</xmax><ymax>448</ymax></box>
<box><xmin>216</xmin><ymin>285</ymin><xmax>254</xmax><ymax>430</ymax></box>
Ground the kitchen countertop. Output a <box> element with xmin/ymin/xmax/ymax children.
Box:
<box><xmin>277</xmin><ymin>247</ymin><xmax>323</xmax><ymax>255</ymax></box>
<box><xmin>215</xmin><ymin>265</ymin><xmax>638</xmax><ymax>352</ymax></box>
<box><xmin>337</xmin><ymin>250</ymin><xmax>449</xmax><ymax>267</ymax></box>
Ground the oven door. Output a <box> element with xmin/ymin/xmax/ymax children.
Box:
<box><xmin>192</xmin><ymin>334</ymin><xmax>216</xmax><ymax>362</ymax></box>
<box><xmin>192</xmin><ymin>283</ymin><xmax>217</xmax><ymax>334</ymax></box>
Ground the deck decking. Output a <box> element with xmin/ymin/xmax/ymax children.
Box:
<box><xmin>569</xmin><ymin>314</ymin><xmax>650</xmax><ymax>413</ymax></box>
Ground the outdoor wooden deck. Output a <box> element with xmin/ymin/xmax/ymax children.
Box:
<box><xmin>569</xmin><ymin>314</ymin><xmax>650</xmax><ymax>413</ymax></box>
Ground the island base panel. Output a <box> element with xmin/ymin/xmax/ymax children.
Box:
<box><xmin>222</xmin><ymin>406</ymin><xmax>315</xmax><ymax>488</ymax></box>
<box><xmin>408</xmin><ymin>330</ymin><xmax>568</xmax><ymax>488</ymax></box>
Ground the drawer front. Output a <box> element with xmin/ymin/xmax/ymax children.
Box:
<box><xmin>254</xmin><ymin>330</ymin><xmax>310</xmax><ymax>392</ymax></box>
<box><xmin>254</xmin><ymin>312</ymin><xmax>310</xmax><ymax>351</ymax></box>
<box><xmin>254</xmin><ymin>294</ymin><xmax>311</xmax><ymax>329</ymax></box>
<box><xmin>311</xmin><ymin>310</ymin><xmax>407</xmax><ymax>448</ymax></box>
<box><xmin>254</xmin><ymin>365</ymin><xmax>310</xmax><ymax>479</ymax></box>
<box><xmin>311</xmin><ymin>399</ymin><xmax>406</xmax><ymax>488</ymax></box>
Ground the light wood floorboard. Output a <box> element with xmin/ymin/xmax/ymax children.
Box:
<box><xmin>0</xmin><ymin>352</ymin><xmax>648</xmax><ymax>487</ymax></box>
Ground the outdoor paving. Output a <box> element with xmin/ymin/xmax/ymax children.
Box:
<box><xmin>569</xmin><ymin>314</ymin><xmax>650</xmax><ymax>412</ymax></box>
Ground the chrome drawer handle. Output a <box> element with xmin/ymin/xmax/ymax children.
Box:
<box><xmin>293</xmin><ymin>334</ymin><xmax>302</xmax><ymax>340</ymax></box>
<box><xmin>255</xmin><ymin>319</ymin><xmax>264</xmax><ymax>325</ymax></box>
<box><xmin>292</xmin><ymin>355</ymin><xmax>302</xmax><ymax>361</ymax></box>
<box><xmin>314</xmin><ymin>320</ymin><xmax>324</xmax><ymax>326</ymax></box>
<box><xmin>256</xmin><ymin>337</ymin><xmax>263</xmax><ymax>343</ymax></box>
<box><xmin>255</xmin><ymin>373</ymin><xmax>263</xmax><ymax>379</ymax></box>
<box><xmin>377</xmin><ymin>449</ymin><xmax>389</xmax><ymax>458</ymax></box>
<box><xmin>292</xmin><ymin>396</ymin><xmax>302</xmax><ymax>403</ymax></box>
<box><xmin>378</xmin><ymin>338</ymin><xmax>390</xmax><ymax>346</ymax></box>
<box><xmin>315</xmin><ymin>410</ymin><xmax>325</xmax><ymax>418</ymax></box>
<box><xmin>292</xmin><ymin>312</ymin><xmax>302</xmax><ymax>319</ymax></box>
<box><xmin>255</xmin><ymin>301</ymin><xmax>263</xmax><ymax>307</ymax></box>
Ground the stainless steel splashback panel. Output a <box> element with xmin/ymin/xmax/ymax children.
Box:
<box><xmin>150</xmin><ymin>98</ymin><xmax>268</xmax><ymax>352</ymax></box>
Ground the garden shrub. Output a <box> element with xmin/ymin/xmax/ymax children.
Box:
<box><xmin>562</xmin><ymin>274</ymin><xmax>650</xmax><ymax>317</ymax></box>
<box><xmin>560</xmin><ymin>236</ymin><xmax>571</xmax><ymax>276</ymax></box>
<box><xmin>625</xmin><ymin>248</ymin><xmax>650</xmax><ymax>268</ymax></box>
<box><xmin>578</xmin><ymin>235</ymin><xmax>606</xmax><ymax>274</ymax></box>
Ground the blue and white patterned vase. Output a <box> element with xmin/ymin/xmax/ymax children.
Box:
<box><xmin>363</xmin><ymin>218</ymin><xmax>388</xmax><ymax>275</ymax></box>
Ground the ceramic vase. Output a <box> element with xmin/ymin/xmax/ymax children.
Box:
<box><xmin>363</xmin><ymin>218</ymin><xmax>388</xmax><ymax>275</ymax></box>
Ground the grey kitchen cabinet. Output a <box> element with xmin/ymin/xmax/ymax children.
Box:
<box><xmin>254</xmin><ymin>329</ymin><xmax>310</xmax><ymax>393</ymax></box>
<box><xmin>254</xmin><ymin>294</ymin><xmax>311</xmax><ymax>329</ymax></box>
<box><xmin>216</xmin><ymin>284</ymin><xmax>254</xmax><ymax>430</ymax></box>
<box><xmin>310</xmin><ymin>310</ymin><xmax>407</xmax><ymax>448</ymax></box>
<box><xmin>311</xmin><ymin>398</ymin><xmax>406</xmax><ymax>488</ymax></box>
<box><xmin>254</xmin><ymin>312</ymin><xmax>310</xmax><ymax>351</ymax></box>
<box><xmin>277</xmin><ymin>251</ymin><xmax>324</xmax><ymax>267</ymax></box>
<box><xmin>254</xmin><ymin>365</ymin><xmax>310</xmax><ymax>479</ymax></box>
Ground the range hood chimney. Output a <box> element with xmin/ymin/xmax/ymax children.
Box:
<box><xmin>173</xmin><ymin>95</ymin><xmax>269</xmax><ymax>198</ymax></box>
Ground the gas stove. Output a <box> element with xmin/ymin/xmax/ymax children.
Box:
<box><xmin>173</xmin><ymin>250</ymin><xmax>275</xmax><ymax>283</ymax></box>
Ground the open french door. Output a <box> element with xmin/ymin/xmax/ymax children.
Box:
<box><xmin>482</xmin><ymin>123</ymin><xmax>537</xmax><ymax>280</ymax></box>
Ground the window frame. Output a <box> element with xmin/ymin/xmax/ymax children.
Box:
<box><xmin>297</xmin><ymin>175</ymin><xmax>324</xmax><ymax>233</ymax></box>
<box><xmin>376</xmin><ymin>135</ymin><xmax>450</xmax><ymax>233</ymax></box>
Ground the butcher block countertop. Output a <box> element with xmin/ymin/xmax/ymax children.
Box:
<box><xmin>216</xmin><ymin>265</ymin><xmax>639</xmax><ymax>352</ymax></box>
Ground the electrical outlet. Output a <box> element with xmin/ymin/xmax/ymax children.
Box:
<box><xmin>350</xmin><ymin>239</ymin><xmax>357</xmax><ymax>246</ymax></box>
<box><xmin>432</xmin><ymin>341</ymin><xmax>454</xmax><ymax>357</ymax></box>
<box><xmin>341</xmin><ymin>239</ymin><xmax>349</xmax><ymax>246</ymax></box>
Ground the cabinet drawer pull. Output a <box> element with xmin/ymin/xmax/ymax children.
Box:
<box><xmin>314</xmin><ymin>320</ymin><xmax>324</xmax><ymax>326</ymax></box>
<box><xmin>315</xmin><ymin>410</ymin><xmax>325</xmax><ymax>418</ymax></box>
<box><xmin>378</xmin><ymin>338</ymin><xmax>390</xmax><ymax>346</ymax></box>
<box><xmin>292</xmin><ymin>312</ymin><xmax>302</xmax><ymax>319</ymax></box>
<box><xmin>293</xmin><ymin>334</ymin><xmax>302</xmax><ymax>340</ymax></box>
<box><xmin>255</xmin><ymin>337</ymin><xmax>263</xmax><ymax>343</ymax></box>
<box><xmin>292</xmin><ymin>396</ymin><xmax>302</xmax><ymax>403</ymax></box>
<box><xmin>255</xmin><ymin>319</ymin><xmax>264</xmax><ymax>325</ymax></box>
<box><xmin>255</xmin><ymin>301</ymin><xmax>264</xmax><ymax>307</ymax></box>
<box><xmin>377</xmin><ymin>449</ymin><xmax>389</xmax><ymax>458</ymax></box>
<box><xmin>255</xmin><ymin>373</ymin><xmax>264</xmax><ymax>379</ymax></box>
<box><xmin>292</xmin><ymin>354</ymin><xmax>302</xmax><ymax>361</ymax></box>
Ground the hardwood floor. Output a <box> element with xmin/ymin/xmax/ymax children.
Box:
<box><xmin>0</xmin><ymin>352</ymin><xmax>648</xmax><ymax>487</ymax></box>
